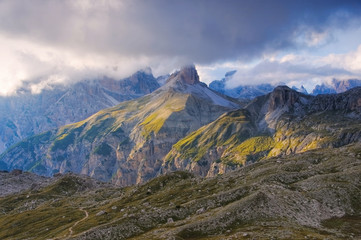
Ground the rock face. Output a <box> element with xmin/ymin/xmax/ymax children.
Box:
<box><xmin>176</xmin><ymin>65</ymin><xmax>200</xmax><ymax>85</ymax></box>
<box><xmin>163</xmin><ymin>86</ymin><xmax>361</xmax><ymax>177</ymax></box>
<box><xmin>0</xmin><ymin>66</ymin><xmax>241</xmax><ymax>186</ymax></box>
<box><xmin>0</xmin><ymin>69</ymin><xmax>160</xmax><ymax>153</ymax></box>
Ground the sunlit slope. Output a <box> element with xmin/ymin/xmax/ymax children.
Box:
<box><xmin>163</xmin><ymin>86</ymin><xmax>361</xmax><ymax>177</ymax></box>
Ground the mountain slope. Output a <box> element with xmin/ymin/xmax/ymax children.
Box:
<box><xmin>0</xmin><ymin>69</ymin><xmax>160</xmax><ymax>153</ymax></box>
<box><xmin>0</xmin><ymin>66</ymin><xmax>241</xmax><ymax>186</ymax></box>
<box><xmin>163</xmin><ymin>86</ymin><xmax>361</xmax><ymax>177</ymax></box>
<box><xmin>1</xmin><ymin>143</ymin><xmax>360</xmax><ymax>239</ymax></box>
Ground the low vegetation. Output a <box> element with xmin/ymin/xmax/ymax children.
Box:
<box><xmin>1</xmin><ymin>143</ymin><xmax>360</xmax><ymax>239</ymax></box>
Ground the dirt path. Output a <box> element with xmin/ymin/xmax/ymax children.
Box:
<box><xmin>66</xmin><ymin>208</ymin><xmax>88</xmax><ymax>238</ymax></box>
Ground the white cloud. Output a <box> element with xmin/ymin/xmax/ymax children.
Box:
<box><xmin>0</xmin><ymin>34</ymin><xmax>183</xmax><ymax>95</ymax></box>
<box><xmin>198</xmin><ymin>43</ymin><xmax>361</xmax><ymax>92</ymax></box>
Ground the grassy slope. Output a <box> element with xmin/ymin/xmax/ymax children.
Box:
<box><xmin>165</xmin><ymin>109</ymin><xmax>255</xmax><ymax>163</ymax></box>
<box><xmin>166</xmin><ymin>109</ymin><xmax>361</xmax><ymax>167</ymax></box>
<box><xmin>0</xmin><ymin>143</ymin><xmax>360</xmax><ymax>239</ymax></box>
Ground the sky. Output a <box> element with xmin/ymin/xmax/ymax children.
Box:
<box><xmin>0</xmin><ymin>0</ymin><xmax>361</xmax><ymax>95</ymax></box>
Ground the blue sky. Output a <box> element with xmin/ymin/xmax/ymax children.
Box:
<box><xmin>0</xmin><ymin>0</ymin><xmax>360</xmax><ymax>95</ymax></box>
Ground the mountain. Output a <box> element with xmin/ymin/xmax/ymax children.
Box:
<box><xmin>0</xmin><ymin>69</ymin><xmax>160</xmax><ymax>153</ymax></box>
<box><xmin>210</xmin><ymin>72</ymin><xmax>361</xmax><ymax>98</ymax></box>
<box><xmin>312</xmin><ymin>79</ymin><xmax>361</xmax><ymax>95</ymax></box>
<box><xmin>163</xmin><ymin>86</ymin><xmax>361</xmax><ymax>177</ymax></box>
<box><xmin>209</xmin><ymin>70</ymin><xmax>276</xmax><ymax>100</ymax></box>
<box><xmin>0</xmin><ymin>65</ymin><xmax>241</xmax><ymax>186</ymax></box>
<box><xmin>292</xmin><ymin>85</ymin><xmax>308</xmax><ymax>94</ymax></box>
<box><xmin>0</xmin><ymin>143</ymin><xmax>360</xmax><ymax>239</ymax></box>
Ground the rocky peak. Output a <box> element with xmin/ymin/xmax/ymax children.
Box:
<box><xmin>178</xmin><ymin>65</ymin><xmax>200</xmax><ymax>85</ymax></box>
<box><xmin>166</xmin><ymin>65</ymin><xmax>200</xmax><ymax>86</ymax></box>
<box><xmin>268</xmin><ymin>86</ymin><xmax>302</xmax><ymax>112</ymax></box>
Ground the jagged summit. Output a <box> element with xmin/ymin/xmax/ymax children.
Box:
<box><xmin>246</xmin><ymin>85</ymin><xmax>311</xmax><ymax>115</ymax></box>
<box><xmin>161</xmin><ymin>65</ymin><xmax>240</xmax><ymax>109</ymax></box>
<box><xmin>244</xmin><ymin>86</ymin><xmax>312</xmax><ymax>131</ymax></box>
<box><xmin>166</xmin><ymin>64</ymin><xmax>200</xmax><ymax>86</ymax></box>
<box><xmin>268</xmin><ymin>85</ymin><xmax>306</xmax><ymax>112</ymax></box>
<box><xmin>178</xmin><ymin>65</ymin><xmax>200</xmax><ymax>85</ymax></box>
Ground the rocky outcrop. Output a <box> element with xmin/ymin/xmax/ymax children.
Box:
<box><xmin>0</xmin><ymin>170</ymin><xmax>54</xmax><ymax>197</ymax></box>
<box><xmin>268</xmin><ymin>86</ymin><xmax>302</xmax><ymax>112</ymax></box>
<box><xmin>177</xmin><ymin>65</ymin><xmax>200</xmax><ymax>85</ymax></box>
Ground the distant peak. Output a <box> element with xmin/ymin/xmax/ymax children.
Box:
<box><xmin>140</xmin><ymin>67</ymin><xmax>152</xmax><ymax>75</ymax></box>
<box><xmin>177</xmin><ymin>65</ymin><xmax>200</xmax><ymax>85</ymax></box>
<box><xmin>273</xmin><ymin>85</ymin><xmax>291</xmax><ymax>90</ymax></box>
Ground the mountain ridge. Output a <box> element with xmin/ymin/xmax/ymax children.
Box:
<box><xmin>209</xmin><ymin>70</ymin><xmax>361</xmax><ymax>99</ymax></box>
<box><xmin>0</xmin><ymin>66</ymin><xmax>241</xmax><ymax>186</ymax></box>
<box><xmin>162</xmin><ymin>86</ymin><xmax>361</xmax><ymax>177</ymax></box>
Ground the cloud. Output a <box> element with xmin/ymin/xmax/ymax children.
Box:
<box><xmin>0</xmin><ymin>0</ymin><xmax>360</xmax><ymax>95</ymax></box>
<box><xmin>207</xmin><ymin>44</ymin><xmax>361</xmax><ymax>92</ymax></box>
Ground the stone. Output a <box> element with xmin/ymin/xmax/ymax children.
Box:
<box><xmin>96</xmin><ymin>210</ymin><xmax>107</xmax><ymax>216</ymax></box>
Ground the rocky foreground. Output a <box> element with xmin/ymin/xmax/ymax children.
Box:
<box><xmin>0</xmin><ymin>143</ymin><xmax>360</xmax><ymax>239</ymax></box>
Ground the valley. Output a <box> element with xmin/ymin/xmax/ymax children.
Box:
<box><xmin>1</xmin><ymin>144</ymin><xmax>360</xmax><ymax>239</ymax></box>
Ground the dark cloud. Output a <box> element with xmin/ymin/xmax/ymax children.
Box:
<box><xmin>0</xmin><ymin>0</ymin><xmax>360</xmax><ymax>64</ymax></box>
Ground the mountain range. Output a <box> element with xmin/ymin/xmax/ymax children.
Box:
<box><xmin>1</xmin><ymin>66</ymin><xmax>360</xmax><ymax>187</ymax></box>
<box><xmin>311</xmin><ymin>78</ymin><xmax>361</xmax><ymax>95</ymax></box>
<box><xmin>0</xmin><ymin>66</ymin><xmax>241</xmax><ymax>185</ymax></box>
<box><xmin>0</xmin><ymin>69</ymin><xmax>161</xmax><ymax>153</ymax></box>
<box><xmin>209</xmin><ymin>70</ymin><xmax>276</xmax><ymax>100</ymax></box>
<box><xmin>209</xmin><ymin>70</ymin><xmax>361</xmax><ymax>99</ymax></box>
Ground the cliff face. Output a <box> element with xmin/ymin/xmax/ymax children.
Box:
<box><xmin>0</xmin><ymin>70</ymin><xmax>160</xmax><ymax>153</ymax></box>
<box><xmin>0</xmin><ymin>66</ymin><xmax>241</xmax><ymax>186</ymax></box>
